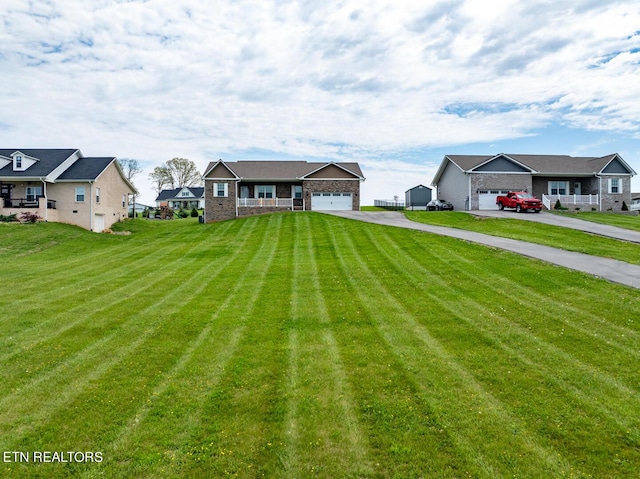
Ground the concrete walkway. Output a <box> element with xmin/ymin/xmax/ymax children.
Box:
<box><xmin>466</xmin><ymin>210</ymin><xmax>640</xmax><ymax>244</ymax></box>
<box><xmin>322</xmin><ymin>211</ymin><xmax>640</xmax><ymax>289</ymax></box>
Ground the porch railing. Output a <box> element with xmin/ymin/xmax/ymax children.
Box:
<box><xmin>542</xmin><ymin>194</ymin><xmax>599</xmax><ymax>210</ymax></box>
<box><xmin>237</xmin><ymin>198</ymin><xmax>293</xmax><ymax>208</ymax></box>
<box><xmin>3</xmin><ymin>197</ymin><xmax>57</xmax><ymax>209</ymax></box>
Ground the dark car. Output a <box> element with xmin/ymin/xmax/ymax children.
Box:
<box><xmin>427</xmin><ymin>199</ymin><xmax>454</xmax><ymax>211</ymax></box>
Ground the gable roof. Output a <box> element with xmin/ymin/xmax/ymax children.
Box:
<box><xmin>432</xmin><ymin>153</ymin><xmax>636</xmax><ymax>185</ymax></box>
<box><xmin>405</xmin><ymin>184</ymin><xmax>431</xmax><ymax>193</ymax></box>
<box><xmin>155</xmin><ymin>187</ymin><xmax>205</xmax><ymax>201</ymax></box>
<box><xmin>0</xmin><ymin>149</ymin><xmax>79</xmax><ymax>178</ymax></box>
<box><xmin>204</xmin><ymin>160</ymin><xmax>364</xmax><ymax>181</ymax></box>
<box><xmin>56</xmin><ymin>157</ymin><xmax>114</xmax><ymax>180</ymax></box>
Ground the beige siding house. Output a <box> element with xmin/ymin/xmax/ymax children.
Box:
<box><xmin>203</xmin><ymin>160</ymin><xmax>365</xmax><ymax>222</ymax></box>
<box><xmin>0</xmin><ymin>149</ymin><xmax>136</xmax><ymax>231</ymax></box>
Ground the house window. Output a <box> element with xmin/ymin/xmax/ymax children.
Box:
<box><xmin>293</xmin><ymin>185</ymin><xmax>302</xmax><ymax>199</ymax></box>
<box><xmin>609</xmin><ymin>178</ymin><xmax>622</xmax><ymax>194</ymax></box>
<box><xmin>213</xmin><ymin>183</ymin><xmax>228</xmax><ymax>198</ymax></box>
<box><xmin>181</xmin><ymin>191</ymin><xmax>190</xmax><ymax>197</ymax></box>
<box><xmin>75</xmin><ymin>187</ymin><xmax>85</xmax><ymax>202</ymax></box>
<box><xmin>26</xmin><ymin>186</ymin><xmax>42</xmax><ymax>202</ymax></box>
<box><xmin>122</xmin><ymin>195</ymin><xmax>126</xmax><ymax>208</ymax></box>
<box><xmin>256</xmin><ymin>185</ymin><xmax>275</xmax><ymax>198</ymax></box>
<box><xmin>96</xmin><ymin>188</ymin><xmax>101</xmax><ymax>203</ymax></box>
<box><xmin>16</xmin><ymin>156</ymin><xmax>22</xmax><ymax>168</ymax></box>
<box><xmin>549</xmin><ymin>181</ymin><xmax>568</xmax><ymax>195</ymax></box>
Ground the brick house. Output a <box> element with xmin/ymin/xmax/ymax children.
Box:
<box><xmin>431</xmin><ymin>153</ymin><xmax>636</xmax><ymax>212</ymax></box>
<box><xmin>203</xmin><ymin>160</ymin><xmax>364</xmax><ymax>222</ymax></box>
<box><xmin>0</xmin><ymin>149</ymin><xmax>136</xmax><ymax>231</ymax></box>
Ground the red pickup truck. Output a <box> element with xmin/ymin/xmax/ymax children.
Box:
<box><xmin>496</xmin><ymin>191</ymin><xmax>542</xmax><ymax>213</ymax></box>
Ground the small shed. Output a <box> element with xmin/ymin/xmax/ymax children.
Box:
<box><xmin>405</xmin><ymin>185</ymin><xmax>432</xmax><ymax>210</ymax></box>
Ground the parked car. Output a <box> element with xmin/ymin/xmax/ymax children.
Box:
<box><xmin>427</xmin><ymin>199</ymin><xmax>454</xmax><ymax>211</ymax></box>
<box><xmin>496</xmin><ymin>191</ymin><xmax>542</xmax><ymax>213</ymax></box>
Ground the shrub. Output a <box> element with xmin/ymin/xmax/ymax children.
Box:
<box><xmin>190</xmin><ymin>208</ymin><xmax>199</xmax><ymax>217</ymax></box>
<box><xmin>0</xmin><ymin>213</ymin><xmax>18</xmax><ymax>222</ymax></box>
<box><xmin>553</xmin><ymin>199</ymin><xmax>568</xmax><ymax>210</ymax></box>
<box><xmin>177</xmin><ymin>208</ymin><xmax>189</xmax><ymax>218</ymax></box>
<box><xmin>20</xmin><ymin>211</ymin><xmax>41</xmax><ymax>223</ymax></box>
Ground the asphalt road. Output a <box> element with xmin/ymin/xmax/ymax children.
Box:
<box><xmin>321</xmin><ymin>210</ymin><xmax>640</xmax><ymax>289</ymax></box>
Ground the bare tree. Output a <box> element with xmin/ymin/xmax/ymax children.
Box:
<box><xmin>118</xmin><ymin>158</ymin><xmax>142</xmax><ymax>186</ymax></box>
<box><xmin>118</xmin><ymin>158</ymin><xmax>143</xmax><ymax>217</ymax></box>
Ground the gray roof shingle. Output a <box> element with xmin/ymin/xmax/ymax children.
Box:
<box><xmin>56</xmin><ymin>157</ymin><xmax>115</xmax><ymax>180</ymax></box>
<box><xmin>205</xmin><ymin>160</ymin><xmax>364</xmax><ymax>179</ymax></box>
<box><xmin>155</xmin><ymin>187</ymin><xmax>205</xmax><ymax>201</ymax></box>
<box><xmin>446</xmin><ymin>153</ymin><xmax>623</xmax><ymax>174</ymax></box>
<box><xmin>0</xmin><ymin>149</ymin><xmax>79</xmax><ymax>177</ymax></box>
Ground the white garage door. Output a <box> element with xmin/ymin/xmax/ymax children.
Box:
<box><xmin>311</xmin><ymin>192</ymin><xmax>353</xmax><ymax>210</ymax></box>
<box><xmin>478</xmin><ymin>190</ymin><xmax>511</xmax><ymax>210</ymax></box>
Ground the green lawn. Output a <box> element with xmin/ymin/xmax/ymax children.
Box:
<box><xmin>552</xmin><ymin>211</ymin><xmax>640</xmax><ymax>231</ymax></box>
<box><xmin>1</xmin><ymin>214</ymin><xmax>639</xmax><ymax>478</ymax></box>
<box><xmin>404</xmin><ymin>211</ymin><xmax>640</xmax><ymax>264</ymax></box>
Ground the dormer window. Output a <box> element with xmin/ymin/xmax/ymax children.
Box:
<box><xmin>11</xmin><ymin>152</ymin><xmax>37</xmax><ymax>171</ymax></box>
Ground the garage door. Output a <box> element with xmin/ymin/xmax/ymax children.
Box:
<box><xmin>94</xmin><ymin>214</ymin><xmax>105</xmax><ymax>232</ymax></box>
<box><xmin>478</xmin><ymin>190</ymin><xmax>511</xmax><ymax>210</ymax></box>
<box><xmin>311</xmin><ymin>192</ymin><xmax>353</xmax><ymax>210</ymax></box>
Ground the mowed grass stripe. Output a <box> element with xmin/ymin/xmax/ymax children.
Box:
<box><xmin>384</xmin><ymin>225</ymin><xmax>640</xmax><ymax>364</ymax></box>
<box><xmin>281</xmin><ymin>213</ymin><xmax>372</xmax><ymax>478</ymax></box>
<box><xmin>101</xmin><ymin>216</ymin><xmax>290</xmax><ymax>474</ymax></box>
<box><xmin>0</xmin><ymin>219</ymin><xmax>211</xmax><ymax>303</ymax></box>
<box><xmin>360</xmin><ymin>225</ymin><xmax>640</xmax><ymax>461</ymax></box>
<box><xmin>321</xmin><ymin>215</ymin><xmax>573</xmax><ymax>478</ymax></box>
<box><xmin>311</xmin><ymin>216</ymin><xmax>474</xmax><ymax>477</ymax></box>
<box><xmin>0</xmin><ymin>220</ymin><xmax>224</xmax><ymax>333</ymax></box>
<box><xmin>0</xmin><ymin>220</ymin><xmax>240</xmax><ymax>364</ymax></box>
<box><xmin>0</xmin><ymin>219</ymin><xmax>262</xmax><ymax>445</ymax></box>
<box><xmin>154</xmin><ymin>213</ymin><xmax>292</xmax><ymax>477</ymax></box>
<box><xmin>366</xmin><ymin>225</ymin><xmax>640</xmax><ymax>380</ymax></box>
<box><xmin>0</xmin><ymin>218</ymin><xmax>255</xmax><ymax>394</ymax></box>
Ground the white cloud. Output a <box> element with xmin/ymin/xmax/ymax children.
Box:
<box><xmin>1</xmin><ymin>0</ymin><xmax>640</xmax><ymax>204</ymax></box>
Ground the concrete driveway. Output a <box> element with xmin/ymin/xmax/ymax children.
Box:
<box><xmin>467</xmin><ymin>210</ymin><xmax>640</xmax><ymax>244</ymax></box>
<box><xmin>321</xmin><ymin>210</ymin><xmax>640</xmax><ymax>289</ymax></box>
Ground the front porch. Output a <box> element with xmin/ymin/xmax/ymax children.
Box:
<box><xmin>0</xmin><ymin>197</ymin><xmax>59</xmax><ymax>222</ymax></box>
<box><xmin>542</xmin><ymin>194</ymin><xmax>599</xmax><ymax>210</ymax></box>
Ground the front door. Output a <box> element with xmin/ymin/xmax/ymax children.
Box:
<box><xmin>1</xmin><ymin>183</ymin><xmax>12</xmax><ymax>207</ymax></box>
<box><xmin>574</xmin><ymin>181</ymin><xmax>581</xmax><ymax>195</ymax></box>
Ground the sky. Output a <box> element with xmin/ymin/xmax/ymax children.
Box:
<box><xmin>2</xmin><ymin>0</ymin><xmax>640</xmax><ymax>206</ymax></box>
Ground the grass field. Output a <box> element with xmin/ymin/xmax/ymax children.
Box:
<box><xmin>1</xmin><ymin>214</ymin><xmax>639</xmax><ymax>478</ymax></box>
<box><xmin>404</xmin><ymin>211</ymin><xmax>640</xmax><ymax>264</ymax></box>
